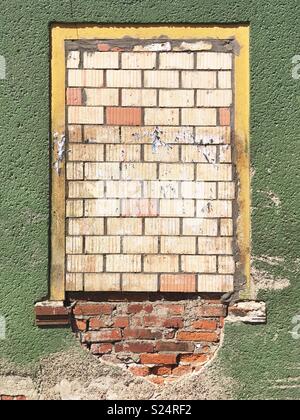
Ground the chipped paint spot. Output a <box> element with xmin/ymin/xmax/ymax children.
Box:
<box><xmin>53</xmin><ymin>133</ymin><xmax>66</xmax><ymax>175</ymax></box>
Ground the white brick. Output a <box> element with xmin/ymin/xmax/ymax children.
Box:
<box><xmin>161</xmin><ymin>237</ymin><xmax>196</xmax><ymax>254</ymax></box>
<box><xmin>84</xmin><ymin>126</ymin><xmax>120</xmax><ymax>143</ymax></box>
<box><xmin>68</xmin><ymin>106</ymin><xmax>104</xmax><ymax>125</ymax></box>
<box><xmin>198</xmin><ymin>275</ymin><xmax>234</xmax><ymax>292</ymax></box>
<box><xmin>121</xmin><ymin>163</ymin><xmax>157</xmax><ymax>180</ymax></box>
<box><xmin>106</xmin><ymin>145</ymin><xmax>141</xmax><ymax>162</ymax></box>
<box><xmin>197</xmin><ymin>164</ymin><xmax>232</xmax><ymax>181</ymax></box>
<box><xmin>195</xmin><ymin>126</ymin><xmax>231</xmax><ymax>145</ymax></box>
<box><xmin>68</xmin><ymin>70</ymin><xmax>104</xmax><ymax>87</ymax></box>
<box><xmin>144</xmin><ymin>255</ymin><xmax>179</xmax><ymax>273</ymax></box>
<box><xmin>144</xmin><ymin>145</ymin><xmax>179</xmax><ymax>162</ymax></box>
<box><xmin>181</xmin><ymin>256</ymin><xmax>217</xmax><ymax>273</ymax></box>
<box><xmin>84</xmin><ymin>52</ymin><xmax>119</xmax><ymax>69</ymax></box>
<box><xmin>85</xmin><ymin>199</ymin><xmax>120</xmax><ymax>216</ymax></box>
<box><xmin>122</xmin><ymin>89</ymin><xmax>157</xmax><ymax>107</ymax></box>
<box><xmin>218</xmin><ymin>182</ymin><xmax>236</xmax><ymax>199</ymax></box>
<box><xmin>181</xmin><ymin>109</ymin><xmax>217</xmax><ymax>126</ymax></box>
<box><xmin>66</xmin><ymin>163</ymin><xmax>84</xmax><ymax>180</ymax></box>
<box><xmin>68</xmin><ymin>218</ymin><xmax>104</xmax><ymax>236</ymax></box>
<box><xmin>66</xmin><ymin>236</ymin><xmax>83</xmax><ymax>254</ymax></box>
<box><xmin>107</xmin><ymin>218</ymin><xmax>142</xmax><ymax>235</ymax></box>
<box><xmin>197</xmin><ymin>52</ymin><xmax>232</xmax><ymax>69</ymax></box>
<box><xmin>106</xmin><ymin>181</ymin><xmax>142</xmax><ymax>198</ymax></box>
<box><xmin>159</xmin><ymin>163</ymin><xmax>194</xmax><ymax>181</ymax></box>
<box><xmin>160</xmin><ymin>200</ymin><xmax>195</xmax><ymax>217</ymax></box>
<box><xmin>106</xmin><ymin>70</ymin><xmax>142</xmax><ymax>87</ymax></box>
<box><xmin>84</xmin><ymin>274</ymin><xmax>121</xmax><ymax>292</ymax></box>
<box><xmin>198</xmin><ymin>237</ymin><xmax>233</xmax><ymax>255</ymax></box>
<box><xmin>174</xmin><ymin>41</ymin><xmax>213</xmax><ymax>51</ymax></box>
<box><xmin>68</xmin><ymin>181</ymin><xmax>104</xmax><ymax>199</ymax></box>
<box><xmin>220</xmin><ymin>219</ymin><xmax>233</xmax><ymax>236</ymax></box>
<box><xmin>66</xmin><ymin>200</ymin><xmax>84</xmax><ymax>218</ymax></box>
<box><xmin>122</xmin><ymin>52</ymin><xmax>156</xmax><ymax>69</ymax></box>
<box><xmin>85</xmin><ymin>88</ymin><xmax>119</xmax><ymax>106</ymax></box>
<box><xmin>68</xmin><ymin>144</ymin><xmax>104</xmax><ymax>161</ymax></box>
<box><xmin>67</xmin><ymin>51</ymin><xmax>80</xmax><ymax>69</ymax></box>
<box><xmin>85</xmin><ymin>236</ymin><xmax>121</xmax><ymax>254</ymax></box>
<box><xmin>181</xmin><ymin>145</ymin><xmax>217</xmax><ymax>163</ymax></box>
<box><xmin>122</xmin><ymin>274</ymin><xmax>158</xmax><ymax>292</ymax></box>
<box><xmin>123</xmin><ymin>237</ymin><xmax>159</xmax><ymax>254</ymax></box>
<box><xmin>218</xmin><ymin>256</ymin><xmax>235</xmax><ymax>274</ymax></box>
<box><xmin>106</xmin><ymin>255</ymin><xmax>141</xmax><ymax>273</ymax></box>
<box><xmin>144</xmin><ymin>70</ymin><xmax>179</xmax><ymax>88</ymax></box>
<box><xmin>144</xmin><ymin>108</ymin><xmax>179</xmax><ymax>126</ymax></box>
<box><xmin>220</xmin><ymin>145</ymin><xmax>232</xmax><ymax>163</ymax></box>
<box><xmin>85</xmin><ymin>163</ymin><xmax>120</xmax><ymax>180</ymax></box>
<box><xmin>197</xmin><ymin>89</ymin><xmax>232</xmax><ymax>107</ymax></box>
<box><xmin>159</xmin><ymin>52</ymin><xmax>194</xmax><ymax>69</ymax></box>
<box><xmin>145</xmin><ymin>218</ymin><xmax>180</xmax><ymax>235</ymax></box>
<box><xmin>143</xmin><ymin>181</ymin><xmax>179</xmax><ymax>199</ymax></box>
<box><xmin>182</xmin><ymin>219</ymin><xmax>218</xmax><ymax>236</ymax></box>
<box><xmin>159</xmin><ymin>90</ymin><xmax>194</xmax><ymax>107</ymax></box>
<box><xmin>181</xmin><ymin>182</ymin><xmax>216</xmax><ymax>199</ymax></box>
<box><xmin>134</xmin><ymin>42</ymin><xmax>171</xmax><ymax>52</ymax></box>
<box><xmin>218</xmin><ymin>71</ymin><xmax>232</xmax><ymax>88</ymax></box>
<box><xmin>66</xmin><ymin>273</ymin><xmax>83</xmax><ymax>291</ymax></box>
<box><xmin>67</xmin><ymin>255</ymin><xmax>103</xmax><ymax>273</ymax></box>
<box><xmin>197</xmin><ymin>200</ymin><xmax>232</xmax><ymax>218</ymax></box>
<box><xmin>182</xmin><ymin>71</ymin><xmax>217</xmax><ymax>89</ymax></box>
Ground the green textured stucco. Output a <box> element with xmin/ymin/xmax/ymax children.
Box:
<box><xmin>0</xmin><ymin>0</ymin><xmax>299</xmax><ymax>400</ymax></box>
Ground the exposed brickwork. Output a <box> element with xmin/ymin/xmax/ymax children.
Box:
<box><xmin>71</xmin><ymin>297</ymin><xmax>227</xmax><ymax>384</ymax></box>
<box><xmin>0</xmin><ymin>395</ymin><xmax>27</xmax><ymax>401</ymax></box>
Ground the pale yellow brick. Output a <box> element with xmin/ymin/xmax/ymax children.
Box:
<box><xmin>144</xmin><ymin>255</ymin><xmax>179</xmax><ymax>273</ymax></box>
<box><xmin>181</xmin><ymin>182</ymin><xmax>216</xmax><ymax>199</ymax></box>
<box><xmin>122</xmin><ymin>199</ymin><xmax>158</xmax><ymax>217</ymax></box>
<box><xmin>106</xmin><ymin>255</ymin><xmax>141</xmax><ymax>273</ymax></box>
<box><xmin>122</xmin><ymin>274</ymin><xmax>158</xmax><ymax>292</ymax></box>
<box><xmin>66</xmin><ymin>273</ymin><xmax>83</xmax><ymax>291</ymax></box>
<box><xmin>66</xmin><ymin>163</ymin><xmax>84</xmax><ymax>180</ymax></box>
<box><xmin>122</xmin><ymin>52</ymin><xmax>156</xmax><ymax>69</ymax></box>
<box><xmin>159</xmin><ymin>52</ymin><xmax>194</xmax><ymax>69</ymax></box>
<box><xmin>68</xmin><ymin>218</ymin><xmax>104</xmax><ymax>236</ymax></box>
<box><xmin>84</xmin><ymin>199</ymin><xmax>120</xmax><ymax>216</ymax></box>
<box><xmin>197</xmin><ymin>164</ymin><xmax>232</xmax><ymax>181</ymax></box>
<box><xmin>181</xmin><ymin>145</ymin><xmax>217</xmax><ymax>163</ymax></box>
<box><xmin>68</xmin><ymin>125</ymin><xmax>82</xmax><ymax>143</ymax></box>
<box><xmin>220</xmin><ymin>219</ymin><xmax>233</xmax><ymax>236</ymax></box>
<box><xmin>144</xmin><ymin>70</ymin><xmax>179</xmax><ymax>88</ymax></box>
<box><xmin>66</xmin><ymin>236</ymin><xmax>83</xmax><ymax>254</ymax></box>
<box><xmin>197</xmin><ymin>89</ymin><xmax>232</xmax><ymax>107</ymax></box>
<box><xmin>183</xmin><ymin>219</ymin><xmax>218</xmax><ymax>236</ymax></box>
<box><xmin>85</xmin><ymin>236</ymin><xmax>121</xmax><ymax>254</ymax></box>
<box><xmin>182</xmin><ymin>71</ymin><xmax>217</xmax><ymax>89</ymax></box>
<box><xmin>144</xmin><ymin>108</ymin><xmax>179</xmax><ymax>126</ymax></box>
<box><xmin>67</xmin><ymin>51</ymin><xmax>80</xmax><ymax>69</ymax></box>
<box><xmin>107</xmin><ymin>218</ymin><xmax>142</xmax><ymax>235</ymax></box>
<box><xmin>182</xmin><ymin>108</ymin><xmax>216</xmax><ymax>126</ymax></box>
<box><xmin>106</xmin><ymin>181</ymin><xmax>142</xmax><ymax>198</ymax></box>
<box><xmin>197</xmin><ymin>52</ymin><xmax>232</xmax><ymax>70</ymax></box>
<box><xmin>106</xmin><ymin>70</ymin><xmax>142</xmax><ymax>88</ymax></box>
<box><xmin>144</xmin><ymin>181</ymin><xmax>179</xmax><ymax>199</ymax></box>
<box><xmin>218</xmin><ymin>71</ymin><xmax>232</xmax><ymax>89</ymax></box>
<box><xmin>145</xmin><ymin>218</ymin><xmax>180</xmax><ymax>235</ymax></box>
<box><xmin>122</xmin><ymin>89</ymin><xmax>157</xmax><ymax>107</ymax></box>
<box><xmin>181</xmin><ymin>256</ymin><xmax>217</xmax><ymax>273</ymax></box>
<box><xmin>159</xmin><ymin>163</ymin><xmax>194</xmax><ymax>181</ymax></box>
<box><xmin>121</xmin><ymin>163</ymin><xmax>157</xmax><ymax>180</ymax></box>
<box><xmin>84</xmin><ymin>274</ymin><xmax>121</xmax><ymax>292</ymax></box>
<box><xmin>68</xmin><ymin>106</ymin><xmax>104</xmax><ymax>125</ymax></box>
<box><xmin>67</xmin><ymin>255</ymin><xmax>103</xmax><ymax>273</ymax></box>
<box><xmin>106</xmin><ymin>145</ymin><xmax>141</xmax><ymax>162</ymax></box>
<box><xmin>68</xmin><ymin>181</ymin><xmax>104</xmax><ymax>199</ymax></box>
<box><xmin>68</xmin><ymin>144</ymin><xmax>104</xmax><ymax>162</ymax></box>
<box><xmin>198</xmin><ymin>275</ymin><xmax>234</xmax><ymax>292</ymax></box>
<box><xmin>85</xmin><ymin>163</ymin><xmax>120</xmax><ymax>180</ymax></box>
<box><xmin>68</xmin><ymin>70</ymin><xmax>104</xmax><ymax>87</ymax></box>
<box><xmin>198</xmin><ymin>237</ymin><xmax>233</xmax><ymax>255</ymax></box>
<box><xmin>195</xmin><ymin>126</ymin><xmax>231</xmax><ymax>145</ymax></box>
<box><xmin>83</xmin><ymin>51</ymin><xmax>119</xmax><ymax>69</ymax></box>
<box><xmin>84</xmin><ymin>126</ymin><xmax>120</xmax><ymax>143</ymax></box>
<box><xmin>123</xmin><ymin>236</ymin><xmax>158</xmax><ymax>254</ymax></box>
<box><xmin>66</xmin><ymin>200</ymin><xmax>84</xmax><ymax>218</ymax></box>
<box><xmin>159</xmin><ymin>90</ymin><xmax>194</xmax><ymax>107</ymax></box>
<box><xmin>218</xmin><ymin>182</ymin><xmax>236</xmax><ymax>200</ymax></box>
<box><xmin>121</xmin><ymin>126</ymin><xmax>194</xmax><ymax>144</ymax></box>
<box><xmin>160</xmin><ymin>200</ymin><xmax>195</xmax><ymax>217</ymax></box>
<box><xmin>85</xmin><ymin>88</ymin><xmax>119</xmax><ymax>106</ymax></box>
<box><xmin>161</xmin><ymin>237</ymin><xmax>196</xmax><ymax>254</ymax></box>
<box><xmin>219</xmin><ymin>145</ymin><xmax>232</xmax><ymax>163</ymax></box>
<box><xmin>144</xmin><ymin>145</ymin><xmax>179</xmax><ymax>162</ymax></box>
<box><xmin>197</xmin><ymin>200</ymin><xmax>232</xmax><ymax>218</ymax></box>
<box><xmin>218</xmin><ymin>256</ymin><xmax>235</xmax><ymax>274</ymax></box>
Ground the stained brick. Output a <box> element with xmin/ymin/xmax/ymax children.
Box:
<box><xmin>122</xmin><ymin>89</ymin><xmax>157</xmax><ymax>107</ymax></box>
<box><xmin>144</xmin><ymin>255</ymin><xmax>179</xmax><ymax>273</ymax></box>
<box><xmin>145</xmin><ymin>218</ymin><xmax>180</xmax><ymax>236</ymax></box>
<box><xmin>106</xmin><ymin>145</ymin><xmax>141</xmax><ymax>162</ymax></box>
<box><xmin>106</xmin><ymin>255</ymin><xmax>141</xmax><ymax>273</ymax></box>
<box><xmin>144</xmin><ymin>108</ymin><xmax>179</xmax><ymax>126</ymax></box>
<box><xmin>84</xmin><ymin>126</ymin><xmax>120</xmax><ymax>144</ymax></box>
<box><xmin>106</xmin><ymin>70</ymin><xmax>142</xmax><ymax>88</ymax></box>
<box><xmin>198</xmin><ymin>237</ymin><xmax>233</xmax><ymax>255</ymax></box>
<box><xmin>182</xmin><ymin>219</ymin><xmax>218</xmax><ymax>236</ymax></box>
<box><xmin>85</xmin><ymin>163</ymin><xmax>120</xmax><ymax>180</ymax></box>
<box><xmin>85</xmin><ymin>236</ymin><xmax>121</xmax><ymax>254</ymax></box>
<box><xmin>68</xmin><ymin>144</ymin><xmax>104</xmax><ymax>162</ymax></box>
<box><xmin>160</xmin><ymin>200</ymin><xmax>195</xmax><ymax>217</ymax></box>
<box><xmin>123</xmin><ymin>236</ymin><xmax>159</xmax><ymax>254</ymax></box>
<box><xmin>159</xmin><ymin>90</ymin><xmax>194</xmax><ymax>107</ymax></box>
<box><xmin>107</xmin><ymin>218</ymin><xmax>142</xmax><ymax>235</ymax></box>
<box><xmin>196</xmin><ymin>200</ymin><xmax>232</xmax><ymax>218</ymax></box>
<box><xmin>68</xmin><ymin>125</ymin><xmax>82</xmax><ymax>142</ymax></box>
<box><xmin>84</xmin><ymin>199</ymin><xmax>120</xmax><ymax>217</ymax></box>
<box><xmin>197</xmin><ymin>52</ymin><xmax>232</xmax><ymax>70</ymax></box>
<box><xmin>198</xmin><ymin>274</ymin><xmax>234</xmax><ymax>293</ymax></box>
<box><xmin>159</xmin><ymin>53</ymin><xmax>194</xmax><ymax>69</ymax></box>
<box><xmin>84</xmin><ymin>52</ymin><xmax>119</xmax><ymax>69</ymax></box>
<box><xmin>144</xmin><ymin>70</ymin><xmax>179</xmax><ymax>88</ymax></box>
<box><xmin>182</xmin><ymin>71</ymin><xmax>217</xmax><ymax>89</ymax></box>
<box><xmin>161</xmin><ymin>237</ymin><xmax>196</xmax><ymax>254</ymax></box>
<box><xmin>181</xmin><ymin>256</ymin><xmax>217</xmax><ymax>273</ymax></box>
<box><xmin>68</xmin><ymin>218</ymin><xmax>104</xmax><ymax>236</ymax></box>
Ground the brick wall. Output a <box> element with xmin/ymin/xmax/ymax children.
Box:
<box><xmin>0</xmin><ymin>395</ymin><xmax>27</xmax><ymax>401</ymax></box>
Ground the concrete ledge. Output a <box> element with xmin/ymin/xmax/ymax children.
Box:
<box><xmin>35</xmin><ymin>301</ymin><xmax>71</xmax><ymax>327</ymax></box>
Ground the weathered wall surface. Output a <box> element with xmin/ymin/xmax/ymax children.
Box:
<box><xmin>0</xmin><ymin>0</ymin><xmax>299</xmax><ymax>400</ymax></box>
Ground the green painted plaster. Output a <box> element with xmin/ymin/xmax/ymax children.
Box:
<box><xmin>0</xmin><ymin>0</ymin><xmax>299</xmax><ymax>399</ymax></box>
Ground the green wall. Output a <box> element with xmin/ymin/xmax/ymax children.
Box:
<box><xmin>0</xmin><ymin>0</ymin><xmax>299</xmax><ymax>399</ymax></box>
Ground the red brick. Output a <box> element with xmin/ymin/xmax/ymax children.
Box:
<box><xmin>74</xmin><ymin>319</ymin><xmax>87</xmax><ymax>332</ymax></box>
<box><xmin>172</xmin><ymin>365</ymin><xmax>192</xmax><ymax>376</ymax></box>
<box><xmin>129</xmin><ymin>366</ymin><xmax>150</xmax><ymax>377</ymax></box>
<box><xmin>73</xmin><ymin>303</ymin><xmax>114</xmax><ymax>316</ymax></box>
<box><xmin>198</xmin><ymin>305</ymin><xmax>227</xmax><ymax>318</ymax></box>
<box><xmin>177</xmin><ymin>331</ymin><xmax>219</xmax><ymax>342</ymax></box>
<box><xmin>97</xmin><ymin>43</ymin><xmax>111</xmax><ymax>52</ymax></box>
<box><xmin>114</xmin><ymin>317</ymin><xmax>130</xmax><ymax>328</ymax></box>
<box><xmin>157</xmin><ymin>304</ymin><xmax>185</xmax><ymax>315</ymax></box>
<box><xmin>115</xmin><ymin>341</ymin><xmax>154</xmax><ymax>353</ymax></box>
<box><xmin>192</xmin><ymin>320</ymin><xmax>218</xmax><ymax>330</ymax></box>
<box><xmin>123</xmin><ymin>328</ymin><xmax>162</xmax><ymax>340</ymax></box>
<box><xmin>155</xmin><ymin>341</ymin><xmax>194</xmax><ymax>353</ymax></box>
<box><xmin>15</xmin><ymin>396</ymin><xmax>27</xmax><ymax>401</ymax></box>
<box><xmin>89</xmin><ymin>318</ymin><xmax>106</xmax><ymax>330</ymax></box>
<box><xmin>127</xmin><ymin>304</ymin><xmax>153</xmax><ymax>314</ymax></box>
<box><xmin>148</xmin><ymin>376</ymin><xmax>165</xmax><ymax>385</ymax></box>
<box><xmin>143</xmin><ymin>316</ymin><xmax>162</xmax><ymax>327</ymax></box>
<box><xmin>141</xmin><ymin>353</ymin><xmax>178</xmax><ymax>365</ymax></box>
<box><xmin>163</xmin><ymin>318</ymin><xmax>184</xmax><ymax>329</ymax></box>
<box><xmin>152</xmin><ymin>366</ymin><xmax>173</xmax><ymax>376</ymax></box>
<box><xmin>164</xmin><ymin>330</ymin><xmax>176</xmax><ymax>339</ymax></box>
<box><xmin>219</xmin><ymin>108</ymin><xmax>231</xmax><ymax>126</ymax></box>
<box><xmin>1</xmin><ymin>396</ymin><xmax>14</xmax><ymax>400</ymax></box>
<box><xmin>67</xmin><ymin>88</ymin><xmax>82</xmax><ymax>105</ymax></box>
<box><xmin>111</xmin><ymin>47</ymin><xmax>126</xmax><ymax>52</ymax></box>
<box><xmin>106</xmin><ymin>107</ymin><xmax>142</xmax><ymax>126</ymax></box>
<box><xmin>84</xmin><ymin>329</ymin><xmax>122</xmax><ymax>343</ymax></box>
<box><xmin>91</xmin><ymin>343</ymin><xmax>113</xmax><ymax>355</ymax></box>
<box><xmin>180</xmin><ymin>354</ymin><xmax>209</xmax><ymax>365</ymax></box>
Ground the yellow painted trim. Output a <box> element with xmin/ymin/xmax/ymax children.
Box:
<box><xmin>51</xmin><ymin>24</ymin><xmax>250</xmax><ymax>300</ymax></box>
